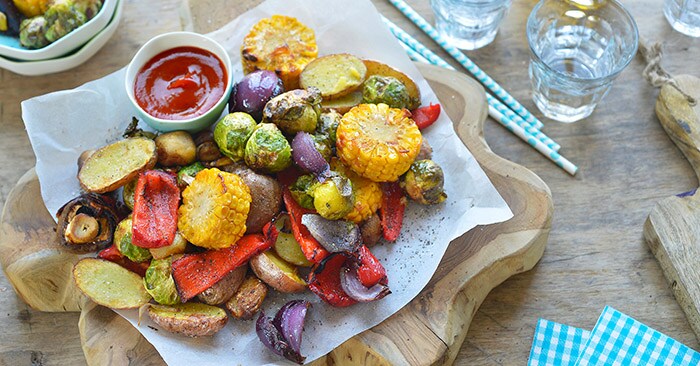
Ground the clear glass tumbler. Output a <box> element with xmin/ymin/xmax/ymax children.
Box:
<box><xmin>526</xmin><ymin>0</ymin><xmax>638</xmax><ymax>123</ymax></box>
<box><xmin>431</xmin><ymin>0</ymin><xmax>512</xmax><ymax>50</ymax></box>
<box><xmin>664</xmin><ymin>0</ymin><xmax>700</xmax><ymax>37</ymax></box>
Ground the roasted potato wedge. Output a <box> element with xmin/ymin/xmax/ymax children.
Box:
<box><xmin>321</xmin><ymin>91</ymin><xmax>363</xmax><ymax>114</ymax></box>
<box><xmin>300</xmin><ymin>54</ymin><xmax>367</xmax><ymax>99</ymax></box>
<box><xmin>148</xmin><ymin>303</ymin><xmax>228</xmax><ymax>337</ymax></box>
<box><xmin>249</xmin><ymin>251</ymin><xmax>307</xmax><ymax>293</ymax></box>
<box><xmin>196</xmin><ymin>265</ymin><xmax>247</xmax><ymax>305</ymax></box>
<box><xmin>274</xmin><ymin>231</ymin><xmax>312</xmax><ymax>267</ymax></box>
<box><xmin>225</xmin><ymin>275</ymin><xmax>268</xmax><ymax>320</ymax></box>
<box><xmin>78</xmin><ymin>137</ymin><xmax>157</xmax><ymax>193</ymax></box>
<box><xmin>363</xmin><ymin>60</ymin><xmax>421</xmax><ymax>110</ymax></box>
<box><xmin>155</xmin><ymin>131</ymin><xmax>197</xmax><ymax>167</ymax></box>
<box><xmin>73</xmin><ymin>258</ymin><xmax>152</xmax><ymax>309</ymax></box>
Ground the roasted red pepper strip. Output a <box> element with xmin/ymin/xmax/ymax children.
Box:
<box><xmin>355</xmin><ymin>245</ymin><xmax>387</xmax><ymax>287</ymax></box>
<box><xmin>307</xmin><ymin>254</ymin><xmax>357</xmax><ymax>307</ymax></box>
<box><xmin>172</xmin><ymin>223</ymin><xmax>278</xmax><ymax>302</ymax></box>
<box><xmin>132</xmin><ymin>170</ymin><xmax>180</xmax><ymax>248</ymax></box>
<box><xmin>283</xmin><ymin>189</ymin><xmax>329</xmax><ymax>263</ymax></box>
<box><xmin>379</xmin><ymin>182</ymin><xmax>406</xmax><ymax>242</ymax></box>
<box><xmin>411</xmin><ymin>103</ymin><xmax>441</xmax><ymax>130</ymax></box>
<box><xmin>97</xmin><ymin>245</ymin><xmax>150</xmax><ymax>277</ymax></box>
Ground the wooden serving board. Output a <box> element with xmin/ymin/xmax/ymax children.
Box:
<box><xmin>644</xmin><ymin>74</ymin><xmax>700</xmax><ymax>343</ymax></box>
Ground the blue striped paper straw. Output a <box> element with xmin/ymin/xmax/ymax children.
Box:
<box><xmin>386</xmin><ymin>0</ymin><xmax>546</xmax><ymax>130</ymax></box>
<box><xmin>383</xmin><ymin>16</ymin><xmax>560</xmax><ymax>151</ymax></box>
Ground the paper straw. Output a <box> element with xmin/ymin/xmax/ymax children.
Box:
<box><xmin>386</xmin><ymin>0</ymin><xmax>546</xmax><ymax>130</ymax></box>
<box><xmin>489</xmin><ymin>105</ymin><xmax>578</xmax><ymax>175</ymax></box>
<box><xmin>384</xmin><ymin>17</ymin><xmax>559</xmax><ymax>150</ymax></box>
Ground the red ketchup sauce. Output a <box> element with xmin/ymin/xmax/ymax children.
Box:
<box><xmin>134</xmin><ymin>46</ymin><xmax>227</xmax><ymax>120</ymax></box>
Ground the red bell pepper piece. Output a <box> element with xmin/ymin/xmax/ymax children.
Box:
<box><xmin>171</xmin><ymin>222</ymin><xmax>278</xmax><ymax>302</ymax></box>
<box><xmin>97</xmin><ymin>245</ymin><xmax>150</xmax><ymax>277</ymax></box>
<box><xmin>411</xmin><ymin>103</ymin><xmax>441</xmax><ymax>130</ymax></box>
<box><xmin>307</xmin><ymin>254</ymin><xmax>357</xmax><ymax>308</ymax></box>
<box><xmin>379</xmin><ymin>182</ymin><xmax>406</xmax><ymax>242</ymax></box>
<box><xmin>355</xmin><ymin>245</ymin><xmax>387</xmax><ymax>287</ymax></box>
<box><xmin>283</xmin><ymin>189</ymin><xmax>329</xmax><ymax>263</ymax></box>
<box><xmin>132</xmin><ymin>170</ymin><xmax>180</xmax><ymax>248</ymax></box>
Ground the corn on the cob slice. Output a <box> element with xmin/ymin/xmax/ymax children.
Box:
<box><xmin>336</xmin><ymin>103</ymin><xmax>422</xmax><ymax>183</ymax></box>
<box><xmin>178</xmin><ymin>168</ymin><xmax>251</xmax><ymax>249</ymax></box>
<box><xmin>331</xmin><ymin>158</ymin><xmax>382</xmax><ymax>223</ymax></box>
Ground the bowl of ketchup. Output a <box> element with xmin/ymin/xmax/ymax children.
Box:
<box><xmin>125</xmin><ymin>32</ymin><xmax>233</xmax><ymax>132</ymax></box>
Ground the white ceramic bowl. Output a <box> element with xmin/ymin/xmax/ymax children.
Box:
<box><xmin>0</xmin><ymin>0</ymin><xmax>122</xmax><ymax>76</ymax></box>
<box><xmin>124</xmin><ymin>32</ymin><xmax>233</xmax><ymax>133</ymax></box>
<box><xmin>0</xmin><ymin>0</ymin><xmax>118</xmax><ymax>61</ymax></box>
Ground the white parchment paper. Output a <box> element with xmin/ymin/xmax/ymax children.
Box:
<box><xmin>21</xmin><ymin>0</ymin><xmax>513</xmax><ymax>364</ymax></box>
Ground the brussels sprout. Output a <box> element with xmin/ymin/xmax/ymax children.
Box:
<box><xmin>311</xmin><ymin>134</ymin><xmax>333</xmax><ymax>162</ymax></box>
<box><xmin>289</xmin><ymin>174</ymin><xmax>319</xmax><ymax>210</ymax></box>
<box><xmin>262</xmin><ymin>88</ymin><xmax>322</xmax><ymax>135</ymax></box>
<box><xmin>19</xmin><ymin>17</ymin><xmax>49</xmax><ymax>49</ymax></box>
<box><xmin>114</xmin><ymin>218</ymin><xmax>152</xmax><ymax>263</ymax></box>
<box><xmin>143</xmin><ymin>257</ymin><xmax>181</xmax><ymax>305</ymax></box>
<box><xmin>244</xmin><ymin>123</ymin><xmax>292</xmax><ymax>173</ymax></box>
<box><xmin>316</xmin><ymin>111</ymin><xmax>341</xmax><ymax>143</ymax></box>
<box><xmin>403</xmin><ymin>159</ymin><xmax>447</xmax><ymax>205</ymax></box>
<box><xmin>214</xmin><ymin>112</ymin><xmax>257</xmax><ymax>161</ymax></box>
<box><xmin>122</xmin><ymin>178</ymin><xmax>136</xmax><ymax>210</ymax></box>
<box><xmin>313</xmin><ymin>172</ymin><xmax>354</xmax><ymax>220</ymax></box>
<box><xmin>43</xmin><ymin>0</ymin><xmax>86</xmax><ymax>43</ymax></box>
<box><xmin>72</xmin><ymin>0</ymin><xmax>102</xmax><ymax>20</ymax></box>
<box><xmin>177</xmin><ymin>162</ymin><xmax>205</xmax><ymax>188</ymax></box>
<box><xmin>362</xmin><ymin>75</ymin><xmax>411</xmax><ymax>109</ymax></box>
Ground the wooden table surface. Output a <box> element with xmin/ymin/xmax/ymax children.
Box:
<box><xmin>1</xmin><ymin>0</ymin><xmax>698</xmax><ymax>364</ymax></box>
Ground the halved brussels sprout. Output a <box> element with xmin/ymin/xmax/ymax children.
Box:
<box><xmin>214</xmin><ymin>112</ymin><xmax>258</xmax><ymax>161</ymax></box>
<box><xmin>244</xmin><ymin>123</ymin><xmax>292</xmax><ymax>173</ymax></box>
<box><xmin>403</xmin><ymin>159</ymin><xmax>447</xmax><ymax>205</ymax></box>
<box><xmin>313</xmin><ymin>172</ymin><xmax>354</xmax><ymax>220</ymax></box>
<box><xmin>289</xmin><ymin>174</ymin><xmax>318</xmax><ymax>210</ymax></box>
<box><xmin>114</xmin><ymin>217</ymin><xmax>152</xmax><ymax>263</ymax></box>
<box><xmin>362</xmin><ymin>75</ymin><xmax>411</xmax><ymax>109</ymax></box>
<box><xmin>143</xmin><ymin>257</ymin><xmax>181</xmax><ymax>305</ymax></box>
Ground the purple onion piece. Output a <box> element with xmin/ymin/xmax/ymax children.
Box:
<box><xmin>292</xmin><ymin>132</ymin><xmax>329</xmax><ymax>175</ymax></box>
<box><xmin>301</xmin><ymin>214</ymin><xmax>362</xmax><ymax>253</ymax></box>
<box><xmin>340</xmin><ymin>266</ymin><xmax>391</xmax><ymax>302</ymax></box>
<box><xmin>229</xmin><ymin>70</ymin><xmax>284</xmax><ymax>121</ymax></box>
<box><xmin>256</xmin><ymin>310</ymin><xmax>305</xmax><ymax>364</ymax></box>
<box><xmin>273</xmin><ymin>300</ymin><xmax>311</xmax><ymax>355</ymax></box>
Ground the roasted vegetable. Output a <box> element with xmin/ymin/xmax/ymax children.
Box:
<box><xmin>336</xmin><ymin>103</ymin><xmax>422</xmax><ymax>182</ymax></box>
<box><xmin>311</xmin><ymin>134</ymin><xmax>332</xmax><ymax>162</ymax></box>
<box><xmin>250</xmin><ymin>250</ymin><xmax>307</xmax><ymax>293</ymax></box>
<box><xmin>214</xmin><ymin>112</ymin><xmax>257</xmax><ymax>161</ymax></box>
<box><xmin>194</xmin><ymin>130</ymin><xmax>221</xmax><ymax>162</ymax></box>
<box><xmin>114</xmin><ymin>217</ymin><xmax>152</xmax><ymax>263</ymax></box>
<box><xmin>244</xmin><ymin>123</ymin><xmax>292</xmax><ymax>173</ymax></box>
<box><xmin>363</xmin><ymin>60</ymin><xmax>421</xmax><ymax>110</ymax></box>
<box><xmin>340</xmin><ymin>264</ymin><xmax>390</xmax><ymax>303</ymax></box>
<box><xmin>416</xmin><ymin>138</ymin><xmax>433</xmax><ymax>161</ymax></box>
<box><xmin>412</xmin><ymin>103</ymin><xmax>441</xmax><ymax>130</ymax></box>
<box><xmin>43</xmin><ymin>0</ymin><xmax>85</xmax><ymax>43</ymax></box>
<box><xmin>149</xmin><ymin>231</ymin><xmax>188</xmax><ymax>260</ymax></box>
<box><xmin>176</xmin><ymin>162</ymin><xmax>205</xmax><ymax>189</ymax></box>
<box><xmin>155</xmin><ymin>131</ymin><xmax>197</xmax><ymax>167</ymax></box>
<box><xmin>132</xmin><ymin>170</ymin><xmax>180</xmax><ymax>249</ymax></box>
<box><xmin>148</xmin><ymin>303</ymin><xmax>228</xmax><ymax>338</ymax></box>
<box><xmin>73</xmin><ymin>258</ymin><xmax>152</xmax><ymax>309</ymax></box>
<box><xmin>12</xmin><ymin>0</ymin><xmax>49</xmax><ymax>17</ymax></box>
<box><xmin>403</xmin><ymin>159</ymin><xmax>447</xmax><ymax>205</ymax></box>
<box><xmin>97</xmin><ymin>244</ymin><xmax>150</xmax><ymax>276</ymax></box>
<box><xmin>72</xmin><ymin>0</ymin><xmax>101</xmax><ymax>19</ymax></box>
<box><xmin>143</xmin><ymin>257</ymin><xmax>180</xmax><ymax>305</ymax></box>
<box><xmin>291</xmin><ymin>132</ymin><xmax>329</xmax><ymax>175</ymax></box>
<box><xmin>362</xmin><ymin>75</ymin><xmax>411</xmax><ymax>109</ymax></box>
<box><xmin>18</xmin><ymin>16</ymin><xmax>48</xmax><ymax>48</ymax></box>
<box><xmin>301</xmin><ymin>214</ymin><xmax>362</xmax><ymax>253</ymax></box>
<box><xmin>226</xmin><ymin>275</ymin><xmax>268</xmax><ymax>320</ymax></box>
<box><xmin>307</xmin><ymin>254</ymin><xmax>356</xmax><ymax>307</ymax></box>
<box><xmin>221</xmin><ymin>164</ymin><xmax>283</xmax><ymax>234</ymax></box>
<box><xmin>274</xmin><ymin>231</ymin><xmax>312</xmax><ymax>267</ymax></box>
<box><xmin>121</xmin><ymin>178</ymin><xmax>136</xmax><ymax>210</ymax></box>
<box><xmin>289</xmin><ymin>174</ymin><xmax>318</xmax><ymax>210</ymax></box>
<box><xmin>55</xmin><ymin>193</ymin><xmax>120</xmax><ymax>253</ymax></box>
<box><xmin>312</xmin><ymin>172</ymin><xmax>354</xmax><ymax>220</ymax></box>
<box><xmin>283</xmin><ymin>189</ymin><xmax>329</xmax><ymax>264</ymax></box>
<box><xmin>321</xmin><ymin>91</ymin><xmax>362</xmax><ymax>114</ymax></box>
<box><xmin>241</xmin><ymin>15</ymin><xmax>318</xmax><ymax>90</ymax></box>
<box><xmin>262</xmin><ymin>88</ymin><xmax>321</xmax><ymax>136</ymax></box>
<box><xmin>229</xmin><ymin>70</ymin><xmax>285</xmax><ymax>121</ymax></box>
<box><xmin>78</xmin><ymin>137</ymin><xmax>157</xmax><ymax>194</ymax></box>
<box><xmin>122</xmin><ymin>117</ymin><xmax>156</xmax><ymax>140</ymax></box>
<box><xmin>360</xmin><ymin>213</ymin><xmax>382</xmax><ymax>246</ymax></box>
<box><xmin>196</xmin><ymin>264</ymin><xmax>247</xmax><ymax>305</ymax></box>
<box><xmin>0</xmin><ymin>0</ymin><xmax>23</xmax><ymax>35</ymax></box>
<box><xmin>380</xmin><ymin>182</ymin><xmax>406</xmax><ymax>242</ymax></box>
<box><xmin>178</xmin><ymin>168</ymin><xmax>251</xmax><ymax>249</ymax></box>
<box><xmin>316</xmin><ymin>110</ymin><xmax>341</xmax><ymax>150</ymax></box>
<box><xmin>300</xmin><ymin>54</ymin><xmax>367</xmax><ymax>99</ymax></box>
<box><xmin>256</xmin><ymin>300</ymin><xmax>311</xmax><ymax>364</ymax></box>
<box><xmin>331</xmin><ymin>158</ymin><xmax>382</xmax><ymax>223</ymax></box>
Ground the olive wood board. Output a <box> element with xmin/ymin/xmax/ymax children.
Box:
<box><xmin>644</xmin><ymin>74</ymin><xmax>700</xmax><ymax>343</ymax></box>
<box><xmin>0</xmin><ymin>64</ymin><xmax>553</xmax><ymax>365</ymax></box>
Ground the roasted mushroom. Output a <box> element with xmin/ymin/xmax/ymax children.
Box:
<box><xmin>55</xmin><ymin>193</ymin><xmax>120</xmax><ymax>252</ymax></box>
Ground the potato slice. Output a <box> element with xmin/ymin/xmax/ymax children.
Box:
<box><xmin>148</xmin><ymin>303</ymin><xmax>228</xmax><ymax>337</ymax></box>
<box><xmin>249</xmin><ymin>251</ymin><xmax>307</xmax><ymax>293</ymax></box>
<box><xmin>196</xmin><ymin>264</ymin><xmax>247</xmax><ymax>305</ymax></box>
<box><xmin>300</xmin><ymin>54</ymin><xmax>367</xmax><ymax>99</ymax></box>
<box><xmin>321</xmin><ymin>91</ymin><xmax>363</xmax><ymax>114</ymax></box>
<box><xmin>363</xmin><ymin>60</ymin><xmax>421</xmax><ymax>109</ymax></box>
<box><xmin>73</xmin><ymin>258</ymin><xmax>151</xmax><ymax>309</ymax></box>
<box><xmin>78</xmin><ymin>137</ymin><xmax>157</xmax><ymax>194</ymax></box>
<box><xmin>226</xmin><ymin>275</ymin><xmax>268</xmax><ymax>320</ymax></box>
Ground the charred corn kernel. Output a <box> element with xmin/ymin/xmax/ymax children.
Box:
<box><xmin>331</xmin><ymin>159</ymin><xmax>382</xmax><ymax>223</ymax></box>
<box><xmin>241</xmin><ymin>15</ymin><xmax>318</xmax><ymax>90</ymax></box>
<box><xmin>178</xmin><ymin>168</ymin><xmax>251</xmax><ymax>249</ymax></box>
<box><xmin>336</xmin><ymin>103</ymin><xmax>422</xmax><ymax>182</ymax></box>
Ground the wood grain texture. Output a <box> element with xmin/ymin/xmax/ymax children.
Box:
<box><xmin>1</xmin><ymin>0</ymin><xmax>700</xmax><ymax>365</ymax></box>
<box><xmin>76</xmin><ymin>63</ymin><xmax>552</xmax><ymax>366</ymax></box>
<box><xmin>644</xmin><ymin>74</ymin><xmax>700</xmax><ymax>341</ymax></box>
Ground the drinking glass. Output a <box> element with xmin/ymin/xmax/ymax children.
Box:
<box><xmin>431</xmin><ymin>0</ymin><xmax>512</xmax><ymax>50</ymax></box>
<box><xmin>526</xmin><ymin>0</ymin><xmax>638</xmax><ymax>123</ymax></box>
<box><xmin>664</xmin><ymin>0</ymin><xmax>700</xmax><ymax>37</ymax></box>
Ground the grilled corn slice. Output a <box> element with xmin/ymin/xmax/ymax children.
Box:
<box><xmin>331</xmin><ymin>158</ymin><xmax>382</xmax><ymax>223</ymax></box>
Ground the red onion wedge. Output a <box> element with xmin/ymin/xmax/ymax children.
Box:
<box><xmin>340</xmin><ymin>265</ymin><xmax>391</xmax><ymax>302</ymax></box>
<box><xmin>292</xmin><ymin>132</ymin><xmax>329</xmax><ymax>175</ymax></box>
<box><xmin>256</xmin><ymin>300</ymin><xmax>311</xmax><ymax>364</ymax></box>
<box><xmin>301</xmin><ymin>214</ymin><xmax>362</xmax><ymax>253</ymax></box>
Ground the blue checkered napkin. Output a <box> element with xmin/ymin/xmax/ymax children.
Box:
<box><xmin>529</xmin><ymin>319</ymin><xmax>591</xmax><ymax>366</ymax></box>
<box><xmin>574</xmin><ymin>306</ymin><xmax>700</xmax><ymax>365</ymax></box>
